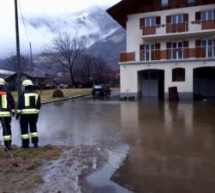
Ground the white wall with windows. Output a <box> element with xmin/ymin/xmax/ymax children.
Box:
<box><xmin>126</xmin><ymin>4</ymin><xmax>215</xmax><ymax>58</ymax></box>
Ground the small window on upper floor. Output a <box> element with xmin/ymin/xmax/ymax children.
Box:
<box><xmin>161</xmin><ymin>0</ymin><xmax>168</xmax><ymax>7</ymax></box>
<box><xmin>201</xmin><ymin>10</ymin><xmax>214</xmax><ymax>21</ymax></box>
<box><xmin>171</xmin><ymin>15</ymin><xmax>184</xmax><ymax>24</ymax></box>
<box><xmin>187</xmin><ymin>0</ymin><xmax>195</xmax><ymax>3</ymax></box>
<box><xmin>145</xmin><ymin>17</ymin><xmax>156</xmax><ymax>27</ymax></box>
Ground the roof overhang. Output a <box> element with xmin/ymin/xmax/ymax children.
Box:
<box><xmin>107</xmin><ymin>0</ymin><xmax>147</xmax><ymax>29</ymax></box>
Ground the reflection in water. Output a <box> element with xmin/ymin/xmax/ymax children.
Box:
<box><xmin>5</xmin><ymin>98</ymin><xmax>215</xmax><ymax>193</ymax></box>
<box><xmin>116</xmin><ymin>100</ymin><xmax>215</xmax><ymax>193</ymax></box>
<box><xmin>87</xmin><ymin>145</ymin><xmax>132</xmax><ymax>193</ymax></box>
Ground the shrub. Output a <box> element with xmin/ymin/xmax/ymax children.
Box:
<box><xmin>52</xmin><ymin>89</ymin><xmax>64</xmax><ymax>98</ymax></box>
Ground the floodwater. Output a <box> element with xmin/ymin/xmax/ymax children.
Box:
<box><xmin>8</xmin><ymin>95</ymin><xmax>215</xmax><ymax>193</ymax></box>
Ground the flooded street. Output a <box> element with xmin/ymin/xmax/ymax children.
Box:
<box><xmin>9</xmin><ymin>95</ymin><xmax>215</xmax><ymax>193</ymax></box>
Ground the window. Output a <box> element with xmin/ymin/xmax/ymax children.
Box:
<box><xmin>144</xmin><ymin>44</ymin><xmax>155</xmax><ymax>61</ymax></box>
<box><xmin>145</xmin><ymin>17</ymin><xmax>156</xmax><ymax>27</ymax></box>
<box><xmin>172</xmin><ymin>68</ymin><xmax>185</xmax><ymax>82</ymax></box>
<box><xmin>172</xmin><ymin>42</ymin><xmax>183</xmax><ymax>59</ymax></box>
<box><xmin>171</xmin><ymin>15</ymin><xmax>183</xmax><ymax>24</ymax></box>
<box><xmin>187</xmin><ymin>0</ymin><xmax>195</xmax><ymax>3</ymax></box>
<box><xmin>202</xmin><ymin>39</ymin><xmax>213</xmax><ymax>58</ymax></box>
<box><xmin>201</xmin><ymin>11</ymin><xmax>214</xmax><ymax>21</ymax></box>
<box><xmin>161</xmin><ymin>0</ymin><xmax>168</xmax><ymax>7</ymax></box>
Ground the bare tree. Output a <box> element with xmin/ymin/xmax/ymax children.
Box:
<box><xmin>75</xmin><ymin>54</ymin><xmax>110</xmax><ymax>86</ymax></box>
<box><xmin>46</xmin><ymin>32</ymin><xmax>83</xmax><ymax>86</ymax></box>
<box><xmin>6</xmin><ymin>55</ymin><xmax>31</xmax><ymax>72</ymax></box>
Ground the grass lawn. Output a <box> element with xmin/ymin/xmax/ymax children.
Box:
<box><xmin>12</xmin><ymin>88</ymin><xmax>92</xmax><ymax>103</ymax></box>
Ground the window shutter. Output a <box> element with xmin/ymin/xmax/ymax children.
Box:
<box><xmin>167</xmin><ymin>42</ymin><xmax>171</xmax><ymax>48</ymax></box>
<box><xmin>140</xmin><ymin>44</ymin><xmax>145</xmax><ymax>50</ymax></box>
<box><xmin>156</xmin><ymin>16</ymin><xmax>161</xmax><ymax>25</ymax></box>
<box><xmin>183</xmin><ymin>41</ymin><xmax>189</xmax><ymax>47</ymax></box>
<box><xmin>140</xmin><ymin>18</ymin><xmax>145</xmax><ymax>29</ymax></box>
<box><xmin>195</xmin><ymin>39</ymin><xmax>201</xmax><ymax>46</ymax></box>
<box><xmin>195</xmin><ymin>12</ymin><xmax>200</xmax><ymax>21</ymax></box>
<box><xmin>183</xmin><ymin>14</ymin><xmax>189</xmax><ymax>22</ymax></box>
<box><xmin>166</xmin><ymin>15</ymin><xmax>171</xmax><ymax>23</ymax></box>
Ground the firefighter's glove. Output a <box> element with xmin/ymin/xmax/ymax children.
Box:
<box><xmin>16</xmin><ymin>114</ymin><xmax>20</xmax><ymax>120</ymax></box>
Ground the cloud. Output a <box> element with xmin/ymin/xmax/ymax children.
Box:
<box><xmin>0</xmin><ymin>0</ymin><xmax>120</xmax><ymax>59</ymax></box>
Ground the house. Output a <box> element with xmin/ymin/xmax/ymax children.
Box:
<box><xmin>5</xmin><ymin>71</ymin><xmax>48</xmax><ymax>90</ymax></box>
<box><xmin>107</xmin><ymin>0</ymin><xmax>215</xmax><ymax>100</ymax></box>
<box><xmin>0</xmin><ymin>69</ymin><xmax>15</xmax><ymax>79</ymax></box>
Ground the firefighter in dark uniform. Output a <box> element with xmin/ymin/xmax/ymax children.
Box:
<box><xmin>16</xmin><ymin>79</ymin><xmax>41</xmax><ymax>148</ymax></box>
<box><xmin>0</xmin><ymin>78</ymin><xmax>15</xmax><ymax>151</ymax></box>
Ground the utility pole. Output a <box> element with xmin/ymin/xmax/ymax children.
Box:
<box><xmin>14</xmin><ymin>0</ymin><xmax>22</xmax><ymax>95</ymax></box>
<box><xmin>29</xmin><ymin>42</ymin><xmax>33</xmax><ymax>71</ymax></box>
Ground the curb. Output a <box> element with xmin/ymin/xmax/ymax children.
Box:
<box><xmin>42</xmin><ymin>94</ymin><xmax>91</xmax><ymax>105</ymax></box>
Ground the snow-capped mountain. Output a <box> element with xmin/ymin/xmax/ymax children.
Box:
<box><xmin>26</xmin><ymin>6</ymin><xmax>121</xmax><ymax>48</ymax></box>
<box><xmin>27</xmin><ymin>6</ymin><xmax>125</xmax><ymax>69</ymax></box>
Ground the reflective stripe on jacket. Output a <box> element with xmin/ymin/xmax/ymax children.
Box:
<box><xmin>0</xmin><ymin>89</ymin><xmax>15</xmax><ymax>117</ymax></box>
<box><xmin>20</xmin><ymin>109</ymin><xmax>39</xmax><ymax>114</ymax></box>
<box><xmin>17</xmin><ymin>90</ymin><xmax>41</xmax><ymax>115</ymax></box>
<box><xmin>0</xmin><ymin>111</ymin><xmax>12</xmax><ymax>117</ymax></box>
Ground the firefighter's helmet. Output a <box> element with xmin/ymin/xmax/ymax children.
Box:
<box><xmin>0</xmin><ymin>78</ymin><xmax>7</xmax><ymax>85</ymax></box>
<box><xmin>22</xmin><ymin>79</ymin><xmax>33</xmax><ymax>87</ymax></box>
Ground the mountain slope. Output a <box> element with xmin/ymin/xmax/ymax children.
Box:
<box><xmin>26</xmin><ymin>6</ymin><xmax>121</xmax><ymax>49</ymax></box>
<box><xmin>85</xmin><ymin>28</ymin><xmax>126</xmax><ymax>69</ymax></box>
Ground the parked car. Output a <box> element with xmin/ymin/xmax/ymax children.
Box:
<box><xmin>44</xmin><ymin>84</ymin><xmax>56</xmax><ymax>89</ymax></box>
<box><xmin>59</xmin><ymin>84</ymin><xmax>70</xmax><ymax>89</ymax></box>
<box><xmin>92</xmin><ymin>84</ymin><xmax>111</xmax><ymax>96</ymax></box>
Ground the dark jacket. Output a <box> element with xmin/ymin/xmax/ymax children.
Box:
<box><xmin>17</xmin><ymin>86</ymin><xmax>41</xmax><ymax>116</ymax></box>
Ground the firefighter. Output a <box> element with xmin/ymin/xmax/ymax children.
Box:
<box><xmin>0</xmin><ymin>78</ymin><xmax>15</xmax><ymax>151</ymax></box>
<box><xmin>16</xmin><ymin>79</ymin><xmax>41</xmax><ymax>148</ymax></box>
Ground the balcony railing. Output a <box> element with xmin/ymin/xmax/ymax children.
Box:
<box><xmin>201</xmin><ymin>20</ymin><xmax>215</xmax><ymax>30</ymax></box>
<box><xmin>119</xmin><ymin>46</ymin><xmax>215</xmax><ymax>62</ymax></box>
<box><xmin>142</xmin><ymin>20</ymin><xmax>215</xmax><ymax>37</ymax></box>
<box><xmin>166</xmin><ymin>22</ymin><xmax>188</xmax><ymax>33</ymax></box>
<box><xmin>120</xmin><ymin>52</ymin><xmax>135</xmax><ymax>62</ymax></box>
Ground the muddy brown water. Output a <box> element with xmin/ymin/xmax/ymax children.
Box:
<box><xmin>9</xmin><ymin>96</ymin><xmax>215</xmax><ymax>193</ymax></box>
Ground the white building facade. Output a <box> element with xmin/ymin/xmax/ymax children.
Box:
<box><xmin>107</xmin><ymin>0</ymin><xmax>215</xmax><ymax>100</ymax></box>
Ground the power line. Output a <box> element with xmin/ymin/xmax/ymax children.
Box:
<box><xmin>17</xmin><ymin>0</ymin><xmax>30</xmax><ymax>43</ymax></box>
<box><xmin>17</xmin><ymin>0</ymin><xmax>33</xmax><ymax>71</ymax></box>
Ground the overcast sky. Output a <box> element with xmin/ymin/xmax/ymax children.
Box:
<box><xmin>0</xmin><ymin>0</ymin><xmax>120</xmax><ymax>59</ymax></box>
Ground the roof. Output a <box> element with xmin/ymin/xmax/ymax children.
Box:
<box><xmin>0</xmin><ymin>69</ymin><xmax>15</xmax><ymax>76</ymax></box>
<box><xmin>107</xmin><ymin>0</ymin><xmax>215</xmax><ymax>28</ymax></box>
<box><xmin>106</xmin><ymin>0</ymin><xmax>149</xmax><ymax>28</ymax></box>
<box><xmin>5</xmin><ymin>72</ymin><xmax>46</xmax><ymax>82</ymax></box>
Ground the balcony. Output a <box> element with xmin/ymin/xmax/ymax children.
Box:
<box><xmin>142</xmin><ymin>20</ymin><xmax>215</xmax><ymax>41</ymax></box>
<box><xmin>201</xmin><ymin>20</ymin><xmax>215</xmax><ymax>30</ymax></box>
<box><xmin>166</xmin><ymin>23</ymin><xmax>188</xmax><ymax>33</ymax></box>
<box><xmin>119</xmin><ymin>46</ymin><xmax>215</xmax><ymax>63</ymax></box>
<box><xmin>120</xmin><ymin>52</ymin><xmax>135</xmax><ymax>62</ymax></box>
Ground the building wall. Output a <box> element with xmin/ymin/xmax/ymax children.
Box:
<box><xmin>120</xmin><ymin>60</ymin><xmax>215</xmax><ymax>99</ymax></box>
<box><xmin>120</xmin><ymin>3</ymin><xmax>215</xmax><ymax>99</ymax></box>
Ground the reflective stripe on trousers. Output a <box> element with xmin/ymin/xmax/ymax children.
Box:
<box><xmin>31</xmin><ymin>132</ymin><xmax>38</xmax><ymax>138</ymax></box>
<box><xmin>21</xmin><ymin>134</ymin><xmax>30</xmax><ymax>140</ymax></box>
<box><xmin>3</xmin><ymin>135</ymin><xmax>12</xmax><ymax>141</ymax></box>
